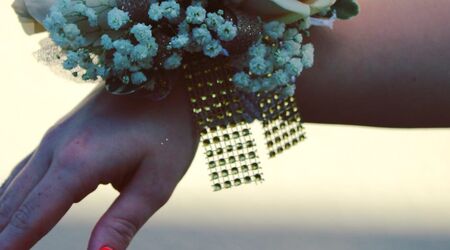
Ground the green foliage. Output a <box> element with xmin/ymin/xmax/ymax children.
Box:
<box><xmin>333</xmin><ymin>0</ymin><xmax>360</xmax><ymax>20</ymax></box>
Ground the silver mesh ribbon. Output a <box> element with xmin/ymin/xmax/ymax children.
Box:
<box><xmin>258</xmin><ymin>94</ymin><xmax>306</xmax><ymax>158</ymax></box>
<box><xmin>183</xmin><ymin>59</ymin><xmax>305</xmax><ymax>191</ymax></box>
<box><xmin>183</xmin><ymin>60</ymin><xmax>263</xmax><ymax>191</ymax></box>
<box><xmin>114</xmin><ymin>0</ymin><xmax>306</xmax><ymax>191</ymax></box>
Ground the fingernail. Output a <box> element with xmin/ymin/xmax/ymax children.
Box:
<box><xmin>100</xmin><ymin>246</ymin><xmax>113</xmax><ymax>250</ymax></box>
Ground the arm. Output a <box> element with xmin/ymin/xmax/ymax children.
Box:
<box><xmin>297</xmin><ymin>0</ymin><xmax>450</xmax><ymax>128</ymax></box>
<box><xmin>1</xmin><ymin>1</ymin><xmax>448</xmax><ymax>249</ymax></box>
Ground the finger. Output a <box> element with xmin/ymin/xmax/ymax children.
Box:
<box><xmin>0</xmin><ymin>149</ymin><xmax>51</xmax><ymax>232</ymax></box>
<box><xmin>0</xmin><ymin>151</ymin><xmax>34</xmax><ymax>198</ymax></box>
<box><xmin>0</xmin><ymin>162</ymin><xmax>95</xmax><ymax>250</ymax></box>
<box><xmin>88</xmin><ymin>166</ymin><xmax>176</xmax><ymax>250</ymax></box>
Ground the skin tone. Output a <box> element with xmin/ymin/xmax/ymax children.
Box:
<box><xmin>297</xmin><ymin>0</ymin><xmax>450</xmax><ymax>127</ymax></box>
<box><xmin>0</xmin><ymin>0</ymin><xmax>449</xmax><ymax>249</ymax></box>
<box><xmin>0</xmin><ymin>84</ymin><xmax>199</xmax><ymax>250</ymax></box>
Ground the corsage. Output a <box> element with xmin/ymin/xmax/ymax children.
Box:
<box><xmin>13</xmin><ymin>0</ymin><xmax>359</xmax><ymax>191</ymax></box>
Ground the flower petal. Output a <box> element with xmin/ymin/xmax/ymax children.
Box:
<box><xmin>24</xmin><ymin>0</ymin><xmax>56</xmax><ymax>23</ymax></box>
<box><xmin>242</xmin><ymin>0</ymin><xmax>310</xmax><ymax>18</ymax></box>
<box><xmin>309</xmin><ymin>0</ymin><xmax>337</xmax><ymax>15</ymax></box>
<box><xmin>271</xmin><ymin>0</ymin><xmax>311</xmax><ymax>17</ymax></box>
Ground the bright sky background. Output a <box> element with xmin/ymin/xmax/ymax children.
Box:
<box><xmin>1</xmin><ymin>0</ymin><xmax>450</xmax><ymax>241</ymax></box>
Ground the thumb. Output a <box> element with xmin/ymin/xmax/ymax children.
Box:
<box><xmin>88</xmin><ymin>168</ymin><xmax>173</xmax><ymax>250</ymax></box>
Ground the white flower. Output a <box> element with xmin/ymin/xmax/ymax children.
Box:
<box><xmin>241</xmin><ymin>0</ymin><xmax>337</xmax><ymax>23</ymax></box>
<box><xmin>301</xmin><ymin>43</ymin><xmax>314</xmax><ymax>68</ymax></box>
<box><xmin>107</xmin><ymin>7</ymin><xmax>130</xmax><ymax>30</ymax></box>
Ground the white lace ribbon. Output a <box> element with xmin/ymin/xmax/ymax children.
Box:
<box><xmin>310</xmin><ymin>12</ymin><xmax>337</xmax><ymax>29</ymax></box>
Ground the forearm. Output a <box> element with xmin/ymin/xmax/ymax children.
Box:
<box><xmin>296</xmin><ymin>0</ymin><xmax>450</xmax><ymax>128</ymax></box>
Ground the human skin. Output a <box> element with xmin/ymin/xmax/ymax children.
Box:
<box><xmin>0</xmin><ymin>83</ymin><xmax>199</xmax><ymax>250</ymax></box>
<box><xmin>297</xmin><ymin>0</ymin><xmax>450</xmax><ymax>127</ymax></box>
<box><xmin>0</xmin><ymin>0</ymin><xmax>449</xmax><ymax>249</ymax></box>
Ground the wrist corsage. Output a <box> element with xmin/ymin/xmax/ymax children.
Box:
<box><xmin>13</xmin><ymin>0</ymin><xmax>359</xmax><ymax>191</ymax></box>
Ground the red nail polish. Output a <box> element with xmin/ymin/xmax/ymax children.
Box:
<box><xmin>100</xmin><ymin>246</ymin><xmax>113</xmax><ymax>250</ymax></box>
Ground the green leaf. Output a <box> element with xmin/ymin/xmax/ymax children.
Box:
<box><xmin>333</xmin><ymin>0</ymin><xmax>360</xmax><ymax>20</ymax></box>
<box><xmin>276</xmin><ymin>13</ymin><xmax>304</xmax><ymax>24</ymax></box>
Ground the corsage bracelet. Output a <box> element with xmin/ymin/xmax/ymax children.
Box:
<box><xmin>13</xmin><ymin>0</ymin><xmax>359</xmax><ymax>191</ymax></box>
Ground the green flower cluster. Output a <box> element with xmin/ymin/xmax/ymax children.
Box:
<box><xmin>44</xmin><ymin>0</ymin><xmax>238</xmax><ymax>86</ymax></box>
<box><xmin>233</xmin><ymin>18</ymin><xmax>314</xmax><ymax>97</ymax></box>
<box><xmin>43</xmin><ymin>0</ymin><xmax>115</xmax><ymax>81</ymax></box>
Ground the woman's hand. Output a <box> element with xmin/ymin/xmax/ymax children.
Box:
<box><xmin>0</xmin><ymin>83</ymin><xmax>199</xmax><ymax>250</ymax></box>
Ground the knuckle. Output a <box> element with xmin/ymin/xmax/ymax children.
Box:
<box><xmin>9</xmin><ymin>202</ymin><xmax>33</xmax><ymax>231</ymax></box>
<box><xmin>153</xmin><ymin>192</ymin><xmax>171</xmax><ymax>208</ymax></box>
<box><xmin>47</xmin><ymin>169</ymin><xmax>97</xmax><ymax>204</ymax></box>
<box><xmin>0</xmin><ymin>202</ymin><xmax>12</xmax><ymax>227</ymax></box>
<box><xmin>106</xmin><ymin>217</ymin><xmax>138</xmax><ymax>246</ymax></box>
<box><xmin>53</xmin><ymin>140</ymin><xmax>96</xmax><ymax>175</ymax></box>
<box><xmin>54</xmin><ymin>144</ymin><xmax>89</xmax><ymax>168</ymax></box>
<box><xmin>53</xmin><ymin>129</ymin><xmax>95</xmax><ymax>168</ymax></box>
<box><xmin>146</xmin><ymin>185</ymin><xmax>173</xmax><ymax>208</ymax></box>
<box><xmin>41</xmin><ymin>125</ymin><xmax>63</xmax><ymax>146</ymax></box>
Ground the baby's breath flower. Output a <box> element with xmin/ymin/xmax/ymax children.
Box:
<box><xmin>131</xmin><ymin>72</ymin><xmax>147</xmax><ymax>85</ymax></box>
<box><xmin>72</xmin><ymin>3</ymin><xmax>87</xmax><ymax>14</ymax></box>
<box><xmin>85</xmin><ymin>8</ymin><xmax>98</xmax><ymax>27</ymax></box>
<box><xmin>192</xmin><ymin>27</ymin><xmax>212</xmax><ymax>46</ymax></box>
<box><xmin>205</xmin><ymin>12</ymin><xmax>225</xmax><ymax>31</ymax></box>
<box><xmin>271</xmin><ymin>69</ymin><xmax>290</xmax><ymax>86</ymax></box>
<box><xmin>130</xmin><ymin>23</ymin><xmax>153</xmax><ymax>44</ymax></box>
<box><xmin>178</xmin><ymin>21</ymin><xmax>190</xmax><ymax>34</ymax></box>
<box><xmin>249</xmin><ymin>79</ymin><xmax>263</xmax><ymax>92</ymax></box>
<box><xmin>138</xmin><ymin>58</ymin><xmax>153</xmax><ymax>70</ymax></box>
<box><xmin>260</xmin><ymin>78</ymin><xmax>276</xmax><ymax>91</ymax></box>
<box><xmin>273</xmin><ymin>49</ymin><xmax>290</xmax><ymax>67</ymax></box>
<box><xmin>63</xmin><ymin>51</ymin><xmax>79</xmax><ymax>70</ymax></box>
<box><xmin>285</xmin><ymin>58</ymin><xmax>303</xmax><ymax>77</ymax></box>
<box><xmin>170</xmin><ymin>34</ymin><xmax>190</xmax><ymax>49</ymax></box>
<box><xmin>71</xmin><ymin>36</ymin><xmax>87</xmax><ymax>49</ymax></box>
<box><xmin>107</xmin><ymin>7</ymin><xmax>129</xmax><ymax>30</ymax></box>
<box><xmin>85</xmin><ymin>66</ymin><xmax>99</xmax><ymax>81</ymax></box>
<box><xmin>100</xmin><ymin>34</ymin><xmax>113</xmax><ymax>50</ymax></box>
<box><xmin>233</xmin><ymin>72</ymin><xmax>251</xmax><ymax>88</ymax></box>
<box><xmin>63</xmin><ymin>24</ymin><xmax>80</xmax><ymax>39</ymax></box>
<box><xmin>283</xmin><ymin>40</ymin><xmax>302</xmax><ymax>57</ymax></box>
<box><xmin>283</xmin><ymin>28</ymin><xmax>299</xmax><ymax>41</ymax></box>
<box><xmin>281</xmin><ymin>84</ymin><xmax>296</xmax><ymax>97</ymax></box>
<box><xmin>185</xmin><ymin>5</ymin><xmax>206</xmax><ymax>24</ymax></box>
<box><xmin>148</xmin><ymin>3</ymin><xmax>163</xmax><ymax>21</ymax></box>
<box><xmin>113</xmin><ymin>39</ymin><xmax>133</xmax><ymax>55</ymax></box>
<box><xmin>249</xmin><ymin>57</ymin><xmax>271</xmax><ymax>76</ymax></box>
<box><xmin>163</xmin><ymin>53</ymin><xmax>182</xmax><ymax>69</ymax></box>
<box><xmin>44</xmin><ymin>11</ymin><xmax>66</xmax><ymax>32</ymax></box>
<box><xmin>96</xmin><ymin>66</ymin><xmax>109</xmax><ymax>78</ymax></box>
<box><xmin>203</xmin><ymin>39</ymin><xmax>223</xmax><ymax>58</ymax></box>
<box><xmin>122</xmin><ymin>75</ymin><xmax>130</xmax><ymax>84</ymax></box>
<box><xmin>160</xmin><ymin>1</ymin><xmax>180</xmax><ymax>20</ymax></box>
<box><xmin>301</xmin><ymin>43</ymin><xmax>314</xmax><ymax>68</ymax></box>
<box><xmin>263</xmin><ymin>21</ymin><xmax>286</xmax><ymax>40</ymax></box>
<box><xmin>217</xmin><ymin>21</ymin><xmax>237</xmax><ymax>42</ymax></box>
<box><xmin>249</xmin><ymin>43</ymin><xmax>268</xmax><ymax>58</ymax></box>
<box><xmin>113</xmin><ymin>52</ymin><xmax>131</xmax><ymax>71</ymax></box>
<box><xmin>50</xmin><ymin>32</ymin><xmax>69</xmax><ymax>48</ymax></box>
<box><xmin>144</xmin><ymin>37</ymin><xmax>159</xmax><ymax>57</ymax></box>
<box><xmin>131</xmin><ymin>44</ymin><xmax>149</xmax><ymax>61</ymax></box>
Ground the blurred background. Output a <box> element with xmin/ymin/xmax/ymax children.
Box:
<box><xmin>1</xmin><ymin>1</ymin><xmax>450</xmax><ymax>249</ymax></box>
